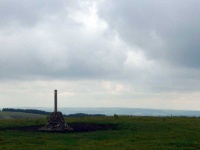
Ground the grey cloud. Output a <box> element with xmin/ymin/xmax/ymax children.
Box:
<box><xmin>0</xmin><ymin>0</ymin><xmax>69</xmax><ymax>27</ymax></box>
<box><xmin>98</xmin><ymin>0</ymin><xmax>200</xmax><ymax>68</ymax></box>
<box><xmin>2</xmin><ymin>1</ymin><xmax>200</xmax><ymax>109</ymax></box>
<box><xmin>1</xmin><ymin>0</ymin><xmax>200</xmax><ymax>93</ymax></box>
<box><xmin>94</xmin><ymin>0</ymin><xmax>200</xmax><ymax>92</ymax></box>
<box><xmin>0</xmin><ymin>0</ymin><xmax>128</xmax><ymax>81</ymax></box>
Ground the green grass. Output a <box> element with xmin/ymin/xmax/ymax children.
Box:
<box><xmin>1</xmin><ymin>116</ymin><xmax>200</xmax><ymax>149</ymax></box>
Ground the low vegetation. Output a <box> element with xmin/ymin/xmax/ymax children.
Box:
<box><xmin>1</xmin><ymin>115</ymin><xmax>200</xmax><ymax>149</ymax></box>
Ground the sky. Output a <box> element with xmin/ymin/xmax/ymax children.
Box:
<box><xmin>1</xmin><ymin>0</ymin><xmax>200</xmax><ymax>110</ymax></box>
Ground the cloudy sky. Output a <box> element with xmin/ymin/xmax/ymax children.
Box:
<box><xmin>1</xmin><ymin>0</ymin><xmax>200</xmax><ymax>110</ymax></box>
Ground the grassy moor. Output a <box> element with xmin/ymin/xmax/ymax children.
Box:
<box><xmin>0</xmin><ymin>116</ymin><xmax>200</xmax><ymax>149</ymax></box>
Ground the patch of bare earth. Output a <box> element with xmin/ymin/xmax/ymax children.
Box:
<box><xmin>1</xmin><ymin>123</ymin><xmax>117</xmax><ymax>133</ymax></box>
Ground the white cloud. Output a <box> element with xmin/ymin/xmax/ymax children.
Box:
<box><xmin>68</xmin><ymin>1</ymin><xmax>107</xmax><ymax>33</ymax></box>
<box><xmin>100</xmin><ymin>81</ymin><xmax>130</xmax><ymax>94</ymax></box>
<box><xmin>125</xmin><ymin>49</ymin><xmax>154</xmax><ymax>70</ymax></box>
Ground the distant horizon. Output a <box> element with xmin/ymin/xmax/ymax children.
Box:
<box><xmin>2</xmin><ymin>107</ymin><xmax>200</xmax><ymax>117</ymax></box>
<box><xmin>1</xmin><ymin>106</ymin><xmax>200</xmax><ymax>113</ymax></box>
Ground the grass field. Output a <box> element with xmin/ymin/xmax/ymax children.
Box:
<box><xmin>0</xmin><ymin>115</ymin><xmax>200</xmax><ymax>149</ymax></box>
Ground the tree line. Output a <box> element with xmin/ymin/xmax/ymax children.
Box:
<box><xmin>66</xmin><ymin>113</ymin><xmax>105</xmax><ymax>118</ymax></box>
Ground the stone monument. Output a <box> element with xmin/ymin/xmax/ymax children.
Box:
<box><xmin>39</xmin><ymin>90</ymin><xmax>72</xmax><ymax>132</ymax></box>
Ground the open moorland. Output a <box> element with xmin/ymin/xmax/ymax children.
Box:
<box><xmin>1</xmin><ymin>114</ymin><xmax>200</xmax><ymax>149</ymax></box>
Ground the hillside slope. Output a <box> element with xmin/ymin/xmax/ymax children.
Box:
<box><xmin>0</xmin><ymin>111</ymin><xmax>46</xmax><ymax>119</ymax></box>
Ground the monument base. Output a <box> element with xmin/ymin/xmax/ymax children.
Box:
<box><xmin>39</xmin><ymin>111</ymin><xmax>73</xmax><ymax>132</ymax></box>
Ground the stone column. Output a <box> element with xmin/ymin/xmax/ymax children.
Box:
<box><xmin>39</xmin><ymin>89</ymin><xmax>73</xmax><ymax>131</ymax></box>
<box><xmin>54</xmin><ymin>90</ymin><xmax>57</xmax><ymax>112</ymax></box>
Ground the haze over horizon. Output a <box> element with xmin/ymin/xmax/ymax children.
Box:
<box><xmin>1</xmin><ymin>0</ymin><xmax>200</xmax><ymax>111</ymax></box>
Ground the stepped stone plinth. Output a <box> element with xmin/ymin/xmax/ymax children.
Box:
<box><xmin>39</xmin><ymin>90</ymin><xmax>72</xmax><ymax>132</ymax></box>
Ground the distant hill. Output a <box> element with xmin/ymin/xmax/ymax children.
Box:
<box><xmin>0</xmin><ymin>111</ymin><xmax>46</xmax><ymax>119</ymax></box>
<box><xmin>50</xmin><ymin>107</ymin><xmax>200</xmax><ymax>117</ymax></box>
<box><xmin>2</xmin><ymin>108</ymin><xmax>51</xmax><ymax>115</ymax></box>
<box><xmin>2</xmin><ymin>107</ymin><xmax>200</xmax><ymax>117</ymax></box>
<box><xmin>1</xmin><ymin>108</ymin><xmax>105</xmax><ymax>118</ymax></box>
